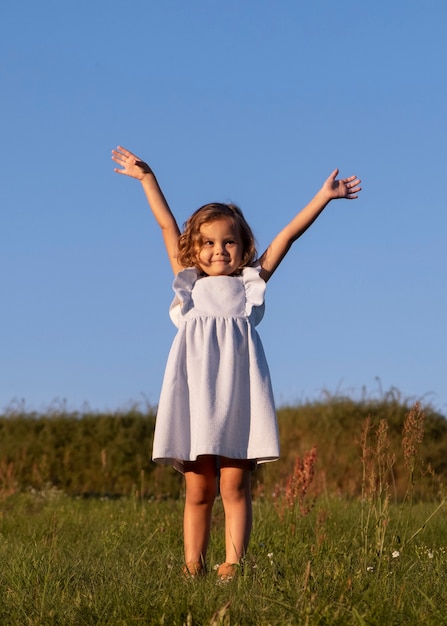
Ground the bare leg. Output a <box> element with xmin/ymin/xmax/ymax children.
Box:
<box><xmin>219</xmin><ymin>458</ymin><xmax>253</xmax><ymax>565</ymax></box>
<box><xmin>183</xmin><ymin>456</ymin><xmax>218</xmax><ymax>567</ymax></box>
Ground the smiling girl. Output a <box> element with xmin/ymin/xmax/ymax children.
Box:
<box><xmin>112</xmin><ymin>145</ymin><xmax>361</xmax><ymax>581</ymax></box>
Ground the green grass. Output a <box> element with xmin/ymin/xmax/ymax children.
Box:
<box><xmin>1</xmin><ymin>398</ymin><xmax>446</xmax><ymax>624</ymax></box>
<box><xmin>1</xmin><ymin>395</ymin><xmax>446</xmax><ymax>501</ymax></box>
<box><xmin>1</xmin><ymin>490</ymin><xmax>447</xmax><ymax>625</ymax></box>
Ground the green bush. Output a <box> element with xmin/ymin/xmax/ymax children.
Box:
<box><xmin>1</xmin><ymin>393</ymin><xmax>446</xmax><ymax>500</ymax></box>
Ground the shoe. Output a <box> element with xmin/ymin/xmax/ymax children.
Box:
<box><xmin>217</xmin><ymin>562</ymin><xmax>238</xmax><ymax>582</ymax></box>
<box><xmin>182</xmin><ymin>561</ymin><xmax>205</xmax><ymax>578</ymax></box>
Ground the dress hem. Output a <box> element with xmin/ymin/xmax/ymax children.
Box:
<box><xmin>152</xmin><ymin>454</ymin><xmax>279</xmax><ymax>474</ymax></box>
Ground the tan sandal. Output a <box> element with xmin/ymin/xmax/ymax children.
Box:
<box><xmin>182</xmin><ymin>561</ymin><xmax>205</xmax><ymax>578</ymax></box>
<box><xmin>217</xmin><ymin>562</ymin><xmax>238</xmax><ymax>582</ymax></box>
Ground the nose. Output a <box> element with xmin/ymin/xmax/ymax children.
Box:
<box><xmin>214</xmin><ymin>243</ymin><xmax>226</xmax><ymax>255</ymax></box>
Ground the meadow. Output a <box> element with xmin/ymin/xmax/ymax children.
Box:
<box><xmin>1</xmin><ymin>394</ymin><xmax>447</xmax><ymax>624</ymax></box>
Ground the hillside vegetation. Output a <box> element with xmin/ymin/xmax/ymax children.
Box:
<box><xmin>1</xmin><ymin>392</ymin><xmax>446</xmax><ymax>501</ymax></box>
<box><xmin>2</xmin><ymin>392</ymin><xmax>447</xmax><ymax>624</ymax></box>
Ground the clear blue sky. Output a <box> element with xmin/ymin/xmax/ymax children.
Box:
<box><xmin>1</xmin><ymin>1</ymin><xmax>446</xmax><ymax>416</ymax></box>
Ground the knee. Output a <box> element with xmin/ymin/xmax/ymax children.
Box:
<box><xmin>220</xmin><ymin>474</ymin><xmax>251</xmax><ymax>504</ymax></box>
<box><xmin>186</xmin><ymin>479</ymin><xmax>217</xmax><ymax>507</ymax></box>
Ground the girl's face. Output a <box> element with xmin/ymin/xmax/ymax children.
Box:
<box><xmin>196</xmin><ymin>218</ymin><xmax>243</xmax><ymax>276</ymax></box>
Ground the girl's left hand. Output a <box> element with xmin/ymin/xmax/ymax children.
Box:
<box><xmin>323</xmin><ymin>169</ymin><xmax>362</xmax><ymax>199</ymax></box>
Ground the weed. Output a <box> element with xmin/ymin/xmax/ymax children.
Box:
<box><xmin>402</xmin><ymin>401</ymin><xmax>425</xmax><ymax>503</ymax></box>
<box><xmin>0</xmin><ymin>459</ymin><xmax>19</xmax><ymax>500</ymax></box>
<box><xmin>359</xmin><ymin>402</ymin><xmax>446</xmax><ymax>578</ymax></box>
<box><xmin>360</xmin><ymin>417</ymin><xmax>396</xmax><ymax>561</ymax></box>
<box><xmin>273</xmin><ymin>446</ymin><xmax>318</xmax><ymax>526</ymax></box>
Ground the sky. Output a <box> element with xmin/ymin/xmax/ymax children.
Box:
<box><xmin>1</xmin><ymin>1</ymin><xmax>446</xmax><ymax>417</ymax></box>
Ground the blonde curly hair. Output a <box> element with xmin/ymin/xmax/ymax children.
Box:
<box><xmin>177</xmin><ymin>203</ymin><xmax>257</xmax><ymax>272</ymax></box>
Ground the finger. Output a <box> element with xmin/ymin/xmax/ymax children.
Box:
<box><xmin>345</xmin><ymin>181</ymin><xmax>361</xmax><ymax>194</ymax></box>
<box><xmin>329</xmin><ymin>168</ymin><xmax>339</xmax><ymax>180</ymax></box>
<box><xmin>347</xmin><ymin>185</ymin><xmax>362</xmax><ymax>198</ymax></box>
<box><xmin>111</xmin><ymin>149</ymin><xmax>126</xmax><ymax>161</ymax></box>
<box><xmin>116</xmin><ymin>145</ymin><xmax>130</xmax><ymax>155</ymax></box>
<box><xmin>116</xmin><ymin>146</ymin><xmax>139</xmax><ymax>160</ymax></box>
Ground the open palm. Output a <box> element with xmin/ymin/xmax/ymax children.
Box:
<box><xmin>323</xmin><ymin>169</ymin><xmax>361</xmax><ymax>199</ymax></box>
<box><xmin>112</xmin><ymin>146</ymin><xmax>153</xmax><ymax>180</ymax></box>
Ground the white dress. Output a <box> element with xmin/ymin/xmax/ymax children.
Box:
<box><xmin>152</xmin><ymin>266</ymin><xmax>280</xmax><ymax>472</ymax></box>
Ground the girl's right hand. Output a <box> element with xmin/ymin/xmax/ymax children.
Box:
<box><xmin>112</xmin><ymin>146</ymin><xmax>153</xmax><ymax>180</ymax></box>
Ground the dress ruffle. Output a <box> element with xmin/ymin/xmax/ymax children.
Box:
<box><xmin>169</xmin><ymin>267</ymin><xmax>198</xmax><ymax>326</ymax></box>
<box><xmin>169</xmin><ymin>266</ymin><xmax>266</xmax><ymax>327</ymax></box>
<box><xmin>241</xmin><ymin>265</ymin><xmax>266</xmax><ymax>324</ymax></box>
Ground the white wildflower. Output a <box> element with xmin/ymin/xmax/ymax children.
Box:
<box><xmin>392</xmin><ymin>550</ymin><xmax>400</xmax><ymax>559</ymax></box>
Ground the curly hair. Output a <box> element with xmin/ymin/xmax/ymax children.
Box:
<box><xmin>177</xmin><ymin>203</ymin><xmax>257</xmax><ymax>272</ymax></box>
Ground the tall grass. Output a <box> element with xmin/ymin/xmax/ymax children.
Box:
<box><xmin>1</xmin><ymin>399</ymin><xmax>447</xmax><ymax>624</ymax></box>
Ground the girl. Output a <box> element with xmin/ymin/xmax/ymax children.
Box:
<box><xmin>112</xmin><ymin>146</ymin><xmax>361</xmax><ymax>581</ymax></box>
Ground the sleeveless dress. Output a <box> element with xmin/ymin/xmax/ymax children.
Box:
<box><xmin>152</xmin><ymin>266</ymin><xmax>280</xmax><ymax>472</ymax></box>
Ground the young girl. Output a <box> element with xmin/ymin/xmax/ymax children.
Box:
<box><xmin>112</xmin><ymin>146</ymin><xmax>361</xmax><ymax>581</ymax></box>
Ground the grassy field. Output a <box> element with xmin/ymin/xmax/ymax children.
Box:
<box><xmin>1</xmin><ymin>485</ymin><xmax>447</xmax><ymax>625</ymax></box>
<box><xmin>1</xmin><ymin>398</ymin><xmax>447</xmax><ymax>624</ymax></box>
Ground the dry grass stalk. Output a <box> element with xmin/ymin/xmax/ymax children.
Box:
<box><xmin>0</xmin><ymin>459</ymin><xmax>19</xmax><ymax>499</ymax></box>
<box><xmin>402</xmin><ymin>401</ymin><xmax>424</xmax><ymax>482</ymax></box>
<box><xmin>273</xmin><ymin>447</ymin><xmax>318</xmax><ymax>521</ymax></box>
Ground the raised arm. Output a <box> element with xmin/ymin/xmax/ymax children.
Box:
<box><xmin>112</xmin><ymin>146</ymin><xmax>183</xmax><ymax>275</ymax></box>
<box><xmin>257</xmin><ymin>169</ymin><xmax>361</xmax><ymax>281</ymax></box>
